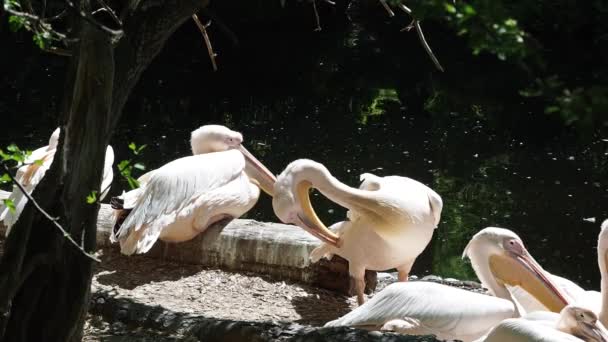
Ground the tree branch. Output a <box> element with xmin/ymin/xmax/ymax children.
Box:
<box><xmin>398</xmin><ymin>4</ymin><xmax>444</xmax><ymax>72</ymax></box>
<box><xmin>192</xmin><ymin>14</ymin><xmax>218</xmax><ymax>71</ymax></box>
<box><xmin>1</xmin><ymin>164</ymin><xmax>100</xmax><ymax>262</ymax></box>
<box><xmin>64</xmin><ymin>0</ymin><xmax>123</xmax><ymax>37</ymax></box>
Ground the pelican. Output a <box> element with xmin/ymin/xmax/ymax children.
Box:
<box><xmin>466</xmin><ymin>224</ymin><xmax>608</xmax><ymax>321</ymax></box>
<box><xmin>110</xmin><ymin>125</ymin><xmax>276</xmax><ymax>255</ymax></box>
<box><xmin>272</xmin><ymin>159</ymin><xmax>443</xmax><ymax>304</ymax></box>
<box><xmin>477</xmin><ymin>305</ymin><xmax>608</xmax><ymax>342</ymax></box>
<box><xmin>324</xmin><ymin>228</ymin><xmax>573</xmax><ymax>341</ymax></box>
<box><xmin>1</xmin><ymin>128</ymin><xmax>114</xmax><ymax>235</ymax></box>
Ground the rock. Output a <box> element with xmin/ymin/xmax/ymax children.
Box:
<box><xmin>0</xmin><ymin>204</ymin><xmax>379</xmax><ymax>295</ymax></box>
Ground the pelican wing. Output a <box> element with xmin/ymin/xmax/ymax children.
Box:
<box><xmin>1</xmin><ymin>146</ymin><xmax>56</xmax><ymax>233</ymax></box>
<box><xmin>100</xmin><ymin>146</ymin><xmax>115</xmax><ymax>200</ymax></box>
<box><xmin>326</xmin><ymin>281</ymin><xmax>514</xmax><ymax>341</ymax></box>
<box><xmin>113</xmin><ymin>149</ymin><xmax>246</xmax><ymax>253</ymax></box>
<box><xmin>478</xmin><ymin>318</ymin><xmax>584</xmax><ymax>342</ymax></box>
<box><xmin>360</xmin><ymin>176</ymin><xmax>442</xmax><ymax>241</ymax></box>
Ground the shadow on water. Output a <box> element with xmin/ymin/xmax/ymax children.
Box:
<box><xmin>2</xmin><ymin>1</ymin><xmax>607</xmax><ymax>290</ymax></box>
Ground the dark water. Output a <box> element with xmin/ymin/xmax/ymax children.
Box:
<box><xmin>1</xmin><ymin>3</ymin><xmax>607</xmax><ymax>289</ymax></box>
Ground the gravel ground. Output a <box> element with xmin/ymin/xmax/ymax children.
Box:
<box><xmin>91</xmin><ymin>246</ymin><xmax>361</xmax><ymax>325</ymax></box>
<box><xmin>1</xmin><ymin>239</ymin><xmax>485</xmax><ymax>341</ymax></box>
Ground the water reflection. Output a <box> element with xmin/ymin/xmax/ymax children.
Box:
<box><xmin>1</xmin><ymin>10</ymin><xmax>607</xmax><ymax>290</ymax></box>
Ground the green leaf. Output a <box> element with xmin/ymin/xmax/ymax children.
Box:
<box><xmin>117</xmin><ymin>160</ymin><xmax>131</xmax><ymax>172</ymax></box>
<box><xmin>3</xmin><ymin>199</ymin><xmax>16</xmax><ymax>214</ymax></box>
<box><xmin>7</xmin><ymin>0</ymin><xmax>22</xmax><ymax>9</ymax></box>
<box><xmin>86</xmin><ymin>191</ymin><xmax>98</xmax><ymax>204</ymax></box>
<box><xmin>8</xmin><ymin>15</ymin><xmax>25</xmax><ymax>32</ymax></box>
<box><xmin>6</xmin><ymin>144</ymin><xmax>20</xmax><ymax>153</ymax></box>
<box><xmin>33</xmin><ymin>34</ymin><xmax>47</xmax><ymax>50</ymax></box>
<box><xmin>34</xmin><ymin>159</ymin><xmax>43</xmax><ymax>166</ymax></box>
<box><xmin>126</xmin><ymin>177</ymin><xmax>140</xmax><ymax>190</ymax></box>
<box><xmin>129</xmin><ymin>142</ymin><xmax>147</xmax><ymax>155</ymax></box>
<box><xmin>444</xmin><ymin>3</ymin><xmax>456</xmax><ymax>13</ymax></box>
<box><xmin>133</xmin><ymin>163</ymin><xmax>146</xmax><ymax>171</ymax></box>
<box><xmin>0</xmin><ymin>173</ymin><xmax>11</xmax><ymax>184</ymax></box>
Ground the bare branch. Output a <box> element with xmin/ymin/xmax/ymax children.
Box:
<box><xmin>398</xmin><ymin>4</ymin><xmax>444</xmax><ymax>72</ymax></box>
<box><xmin>94</xmin><ymin>0</ymin><xmax>122</xmax><ymax>27</ymax></box>
<box><xmin>42</xmin><ymin>46</ymin><xmax>72</xmax><ymax>56</ymax></box>
<box><xmin>64</xmin><ymin>0</ymin><xmax>123</xmax><ymax>37</ymax></box>
<box><xmin>414</xmin><ymin>20</ymin><xmax>444</xmax><ymax>71</ymax></box>
<box><xmin>1</xmin><ymin>163</ymin><xmax>100</xmax><ymax>262</ymax></box>
<box><xmin>378</xmin><ymin>0</ymin><xmax>395</xmax><ymax>17</ymax></box>
<box><xmin>312</xmin><ymin>0</ymin><xmax>321</xmax><ymax>31</ymax></box>
<box><xmin>192</xmin><ymin>14</ymin><xmax>218</xmax><ymax>71</ymax></box>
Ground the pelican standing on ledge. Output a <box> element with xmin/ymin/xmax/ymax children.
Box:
<box><xmin>324</xmin><ymin>228</ymin><xmax>574</xmax><ymax>341</ymax></box>
<box><xmin>111</xmin><ymin>125</ymin><xmax>276</xmax><ymax>255</ymax></box>
<box><xmin>477</xmin><ymin>305</ymin><xmax>608</xmax><ymax>342</ymax></box>
<box><xmin>1</xmin><ymin>127</ymin><xmax>114</xmax><ymax>235</ymax></box>
<box><xmin>272</xmin><ymin>159</ymin><xmax>442</xmax><ymax>304</ymax></box>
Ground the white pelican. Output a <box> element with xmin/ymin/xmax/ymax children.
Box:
<box><xmin>272</xmin><ymin>159</ymin><xmax>443</xmax><ymax>304</ymax></box>
<box><xmin>323</xmin><ymin>228</ymin><xmax>573</xmax><ymax>341</ymax></box>
<box><xmin>477</xmin><ymin>305</ymin><xmax>608</xmax><ymax>342</ymax></box>
<box><xmin>0</xmin><ymin>128</ymin><xmax>114</xmax><ymax>235</ymax></box>
<box><xmin>463</xmin><ymin>227</ymin><xmax>571</xmax><ymax>314</ymax></box>
<box><xmin>466</xmin><ymin>224</ymin><xmax>608</xmax><ymax>322</ymax></box>
<box><xmin>110</xmin><ymin>125</ymin><xmax>276</xmax><ymax>255</ymax></box>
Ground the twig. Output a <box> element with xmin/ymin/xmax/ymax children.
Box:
<box><xmin>378</xmin><ymin>0</ymin><xmax>395</xmax><ymax>17</ymax></box>
<box><xmin>1</xmin><ymin>164</ymin><xmax>100</xmax><ymax>262</ymax></box>
<box><xmin>94</xmin><ymin>0</ymin><xmax>122</xmax><ymax>27</ymax></box>
<box><xmin>64</xmin><ymin>0</ymin><xmax>123</xmax><ymax>37</ymax></box>
<box><xmin>311</xmin><ymin>0</ymin><xmax>321</xmax><ymax>31</ymax></box>
<box><xmin>42</xmin><ymin>46</ymin><xmax>72</xmax><ymax>56</ymax></box>
<box><xmin>192</xmin><ymin>14</ymin><xmax>218</xmax><ymax>71</ymax></box>
<box><xmin>46</xmin><ymin>9</ymin><xmax>67</xmax><ymax>21</ymax></box>
<box><xmin>414</xmin><ymin>20</ymin><xmax>444</xmax><ymax>71</ymax></box>
<box><xmin>398</xmin><ymin>4</ymin><xmax>444</xmax><ymax>72</ymax></box>
<box><xmin>201</xmin><ymin>8</ymin><xmax>239</xmax><ymax>47</ymax></box>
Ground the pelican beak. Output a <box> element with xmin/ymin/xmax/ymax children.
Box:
<box><xmin>238</xmin><ymin>145</ymin><xmax>276</xmax><ymax>197</ymax></box>
<box><xmin>293</xmin><ymin>181</ymin><xmax>340</xmax><ymax>246</ymax></box>
<box><xmin>579</xmin><ymin>322</ymin><xmax>608</xmax><ymax>342</ymax></box>
<box><xmin>489</xmin><ymin>247</ymin><xmax>570</xmax><ymax>313</ymax></box>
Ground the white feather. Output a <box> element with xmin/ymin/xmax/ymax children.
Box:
<box><xmin>112</xmin><ymin>149</ymin><xmax>260</xmax><ymax>255</ymax></box>
<box><xmin>326</xmin><ymin>281</ymin><xmax>515</xmax><ymax>342</ymax></box>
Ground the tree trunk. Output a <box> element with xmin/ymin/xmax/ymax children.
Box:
<box><xmin>0</xmin><ymin>1</ymin><xmax>207</xmax><ymax>340</ymax></box>
<box><xmin>0</xmin><ymin>20</ymin><xmax>114</xmax><ymax>342</ymax></box>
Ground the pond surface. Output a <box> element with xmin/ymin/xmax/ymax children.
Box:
<box><xmin>1</xmin><ymin>6</ymin><xmax>607</xmax><ymax>289</ymax></box>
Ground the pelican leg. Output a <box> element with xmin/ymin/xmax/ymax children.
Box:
<box><xmin>349</xmin><ymin>265</ymin><xmax>367</xmax><ymax>305</ymax></box>
<box><xmin>397</xmin><ymin>261</ymin><xmax>414</xmax><ymax>282</ymax></box>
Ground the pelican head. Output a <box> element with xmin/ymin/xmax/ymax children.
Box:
<box><xmin>273</xmin><ymin>159</ymin><xmax>340</xmax><ymax>246</ymax></box>
<box><xmin>190</xmin><ymin>125</ymin><xmax>276</xmax><ymax>196</ymax></box>
<box><xmin>191</xmin><ymin>125</ymin><xmax>243</xmax><ymax>154</ymax></box>
<box><xmin>463</xmin><ymin>227</ymin><xmax>570</xmax><ymax>313</ymax></box>
<box><xmin>558</xmin><ymin>305</ymin><xmax>608</xmax><ymax>342</ymax></box>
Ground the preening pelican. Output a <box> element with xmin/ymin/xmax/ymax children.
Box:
<box><xmin>110</xmin><ymin>125</ymin><xmax>276</xmax><ymax>255</ymax></box>
<box><xmin>324</xmin><ymin>228</ymin><xmax>573</xmax><ymax>341</ymax></box>
<box><xmin>477</xmin><ymin>305</ymin><xmax>608</xmax><ymax>342</ymax></box>
<box><xmin>0</xmin><ymin>128</ymin><xmax>114</xmax><ymax>235</ymax></box>
<box><xmin>273</xmin><ymin>159</ymin><xmax>443</xmax><ymax>304</ymax></box>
